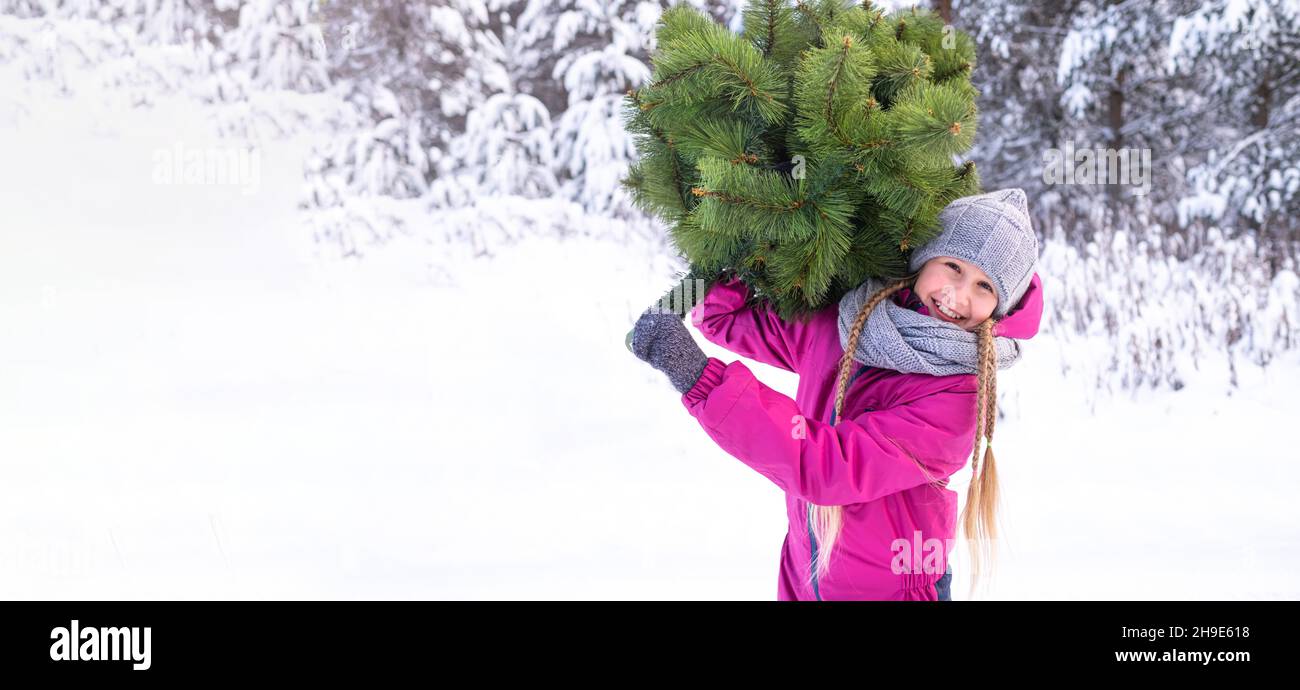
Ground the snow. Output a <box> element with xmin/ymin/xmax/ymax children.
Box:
<box><xmin>1</xmin><ymin>78</ymin><xmax>1297</xmax><ymax>600</ymax></box>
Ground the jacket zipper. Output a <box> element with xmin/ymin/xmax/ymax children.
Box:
<box><xmin>808</xmin><ymin>363</ymin><xmax>871</xmax><ymax>601</ymax></box>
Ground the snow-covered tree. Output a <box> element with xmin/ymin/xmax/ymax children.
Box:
<box><xmin>544</xmin><ymin>1</ymin><xmax>654</xmax><ymax>217</ymax></box>
<box><xmin>223</xmin><ymin>0</ymin><xmax>329</xmax><ymax>92</ymax></box>
<box><xmin>1054</xmin><ymin>0</ymin><xmax>1191</xmax><ymax>236</ymax></box>
<box><xmin>1169</xmin><ymin>0</ymin><xmax>1300</xmax><ymax>272</ymax></box>
<box><xmin>955</xmin><ymin>0</ymin><xmax>1069</xmax><ymax>202</ymax></box>
<box><xmin>428</xmin><ymin>1</ymin><xmax>736</xmax><ymax>213</ymax></box>
<box><xmin>428</xmin><ymin>0</ymin><xmax>557</xmax><ymax>205</ymax></box>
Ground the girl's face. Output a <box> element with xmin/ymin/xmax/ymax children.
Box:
<box><xmin>913</xmin><ymin>256</ymin><xmax>998</xmax><ymax>331</ymax></box>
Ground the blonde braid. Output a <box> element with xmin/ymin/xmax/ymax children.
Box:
<box><xmin>832</xmin><ymin>278</ymin><xmax>911</xmax><ymax>426</ymax></box>
<box><xmin>961</xmin><ymin>318</ymin><xmax>1002</xmax><ymax>598</ymax></box>
<box><xmin>808</xmin><ymin>277</ymin><xmax>913</xmax><ymax>589</ymax></box>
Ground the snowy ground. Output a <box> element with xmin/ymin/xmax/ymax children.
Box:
<box><xmin>1</xmin><ymin>60</ymin><xmax>1297</xmax><ymax>601</ymax></box>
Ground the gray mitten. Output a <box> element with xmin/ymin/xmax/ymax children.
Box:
<box><xmin>629</xmin><ymin>307</ymin><xmax>709</xmax><ymax>394</ymax></box>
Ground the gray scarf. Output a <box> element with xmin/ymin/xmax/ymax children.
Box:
<box><xmin>836</xmin><ymin>277</ymin><xmax>1022</xmax><ymax>376</ymax></box>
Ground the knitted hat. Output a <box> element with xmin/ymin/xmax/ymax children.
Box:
<box><xmin>907</xmin><ymin>187</ymin><xmax>1039</xmax><ymax>318</ymax></box>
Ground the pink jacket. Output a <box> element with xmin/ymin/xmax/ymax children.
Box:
<box><xmin>683</xmin><ymin>273</ymin><xmax>1044</xmax><ymax>600</ymax></box>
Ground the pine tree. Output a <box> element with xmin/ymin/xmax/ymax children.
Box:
<box><xmin>224</xmin><ymin>0</ymin><xmax>330</xmax><ymax>92</ymax></box>
<box><xmin>1168</xmin><ymin>0</ymin><xmax>1300</xmax><ymax>271</ymax></box>
<box><xmin>621</xmin><ymin>0</ymin><xmax>983</xmax><ymax>322</ymax></box>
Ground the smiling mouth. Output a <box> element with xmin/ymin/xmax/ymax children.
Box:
<box><xmin>931</xmin><ymin>299</ymin><xmax>965</xmax><ymax>321</ymax></box>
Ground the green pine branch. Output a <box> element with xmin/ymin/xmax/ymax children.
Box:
<box><xmin>623</xmin><ymin>0</ymin><xmax>985</xmax><ymax>320</ymax></box>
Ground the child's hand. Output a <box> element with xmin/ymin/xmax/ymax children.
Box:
<box><xmin>628</xmin><ymin>307</ymin><xmax>709</xmax><ymax>394</ymax></box>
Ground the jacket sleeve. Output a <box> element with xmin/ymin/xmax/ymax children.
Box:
<box><xmin>681</xmin><ymin>357</ymin><xmax>977</xmax><ymax>506</ymax></box>
<box><xmin>689</xmin><ymin>276</ymin><xmax>819</xmax><ymax>374</ymax></box>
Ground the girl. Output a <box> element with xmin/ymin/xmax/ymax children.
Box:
<box><xmin>630</xmin><ymin>187</ymin><xmax>1043</xmax><ymax>601</ymax></box>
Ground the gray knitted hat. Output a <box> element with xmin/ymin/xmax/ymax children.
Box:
<box><xmin>907</xmin><ymin>187</ymin><xmax>1039</xmax><ymax>318</ymax></box>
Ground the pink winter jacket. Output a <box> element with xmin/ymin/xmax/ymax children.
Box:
<box><xmin>683</xmin><ymin>273</ymin><xmax>1044</xmax><ymax>600</ymax></box>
